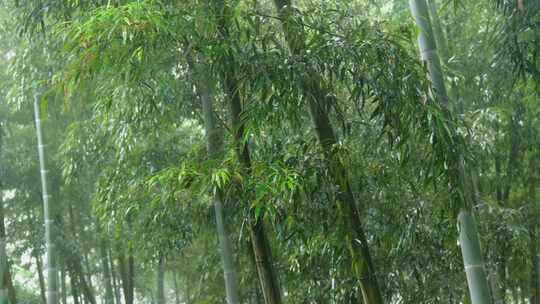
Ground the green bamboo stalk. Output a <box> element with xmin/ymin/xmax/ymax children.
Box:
<box><xmin>210</xmin><ymin>3</ymin><xmax>282</xmax><ymax>303</ymax></box>
<box><xmin>408</xmin><ymin>1</ymin><xmax>492</xmax><ymax>303</ymax></box>
<box><xmin>1</xmin><ymin>120</ymin><xmax>16</xmax><ymax>304</ymax></box>
<box><xmin>156</xmin><ymin>255</ymin><xmax>165</xmax><ymax>304</ymax></box>
<box><xmin>60</xmin><ymin>268</ymin><xmax>66</xmax><ymax>304</ymax></box>
<box><xmin>0</xmin><ymin>195</ymin><xmax>8</xmax><ymax>304</ymax></box>
<box><xmin>108</xmin><ymin>249</ymin><xmax>121</xmax><ymax>304</ymax></box>
<box><xmin>458</xmin><ymin>211</ymin><xmax>492</xmax><ymax>304</ymax></box>
<box><xmin>35</xmin><ymin>249</ymin><xmax>47</xmax><ymax>304</ymax></box>
<box><xmin>33</xmin><ymin>93</ymin><xmax>59</xmax><ymax>304</ymax></box>
<box><xmin>529</xmin><ymin>155</ymin><xmax>539</xmax><ymax>304</ymax></box>
<box><xmin>173</xmin><ymin>272</ymin><xmax>181</xmax><ymax>304</ymax></box>
<box><xmin>427</xmin><ymin>0</ymin><xmax>449</xmax><ymax>63</ymax></box>
<box><xmin>0</xmin><ymin>126</ymin><xmax>7</xmax><ymax>304</ymax></box>
<box><xmin>409</xmin><ymin>0</ymin><xmax>448</xmax><ymax>104</ymax></box>
<box><xmin>99</xmin><ymin>238</ymin><xmax>114</xmax><ymax>304</ymax></box>
<box><xmin>193</xmin><ymin>60</ymin><xmax>240</xmax><ymax>304</ymax></box>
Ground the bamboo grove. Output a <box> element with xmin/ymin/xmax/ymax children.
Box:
<box><xmin>0</xmin><ymin>0</ymin><xmax>539</xmax><ymax>303</ymax></box>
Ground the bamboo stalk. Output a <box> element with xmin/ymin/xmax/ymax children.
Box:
<box><xmin>194</xmin><ymin>61</ymin><xmax>241</xmax><ymax>304</ymax></box>
<box><xmin>408</xmin><ymin>1</ymin><xmax>492</xmax><ymax>303</ymax></box>
<box><xmin>33</xmin><ymin>93</ymin><xmax>59</xmax><ymax>304</ymax></box>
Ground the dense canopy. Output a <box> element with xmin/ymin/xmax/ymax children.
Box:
<box><xmin>0</xmin><ymin>0</ymin><xmax>539</xmax><ymax>304</ymax></box>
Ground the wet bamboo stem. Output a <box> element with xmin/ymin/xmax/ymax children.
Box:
<box><xmin>195</xmin><ymin>61</ymin><xmax>241</xmax><ymax>304</ymax></box>
<box><xmin>408</xmin><ymin>1</ymin><xmax>491</xmax><ymax>303</ymax></box>
<box><xmin>156</xmin><ymin>255</ymin><xmax>165</xmax><ymax>304</ymax></box>
<box><xmin>0</xmin><ymin>196</ymin><xmax>7</xmax><ymax>304</ymax></box>
<box><xmin>33</xmin><ymin>93</ymin><xmax>58</xmax><ymax>304</ymax></box>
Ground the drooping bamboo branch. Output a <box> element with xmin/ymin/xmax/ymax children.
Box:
<box><xmin>408</xmin><ymin>1</ymin><xmax>492</xmax><ymax>303</ymax></box>
<box><xmin>33</xmin><ymin>93</ymin><xmax>59</xmax><ymax>304</ymax></box>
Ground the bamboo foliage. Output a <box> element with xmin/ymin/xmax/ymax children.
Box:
<box><xmin>1</xmin><ymin>0</ymin><xmax>539</xmax><ymax>303</ymax></box>
<box><xmin>211</xmin><ymin>3</ymin><xmax>283</xmax><ymax>303</ymax></box>
<box><xmin>270</xmin><ymin>1</ymin><xmax>384</xmax><ymax>303</ymax></box>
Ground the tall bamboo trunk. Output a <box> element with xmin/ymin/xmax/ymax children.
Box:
<box><xmin>173</xmin><ymin>272</ymin><xmax>181</xmax><ymax>304</ymax></box>
<box><xmin>36</xmin><ymin>254</ymin><xmax>47</xmax><ymax>304</ymax></box>
<box><xmin>0</xmin><ymin>155</ymin><xmax>16</xmax><ymax>304</ymax></box>
<box><xmin>490</xmin><ymin>268</ymin><xmax>504</xmax><ymax>304</ymax></box>
<box><xmin>0</xmin><ymin>205</ymin><xmax>6</xmax><ymax>304</ymax></box>
<box><xmin>185</xmin><ymin>272</ymin><xmax>191</xmax><ymax>304</ymax></box>
<box><xmin>227</xmin><ymin>85</ymin><xmax>282</xmax><ymax>304</ymax></box>
<box><xmin>426</xmin><ymin>0</ymin><xmax>462</xmax><ymax>111</ymax></box>
<box><xmin>270</xmin><ymin>1</ymin><xmax>383</xmax><ymax>303</ymax></box>
<box><xmin>127</xmin><ymin>249</ymin><xmax>134</xmax><ymax>304</ymax></box>
<box><xmin>193</xmin><ymin>61</ymin><xmax>241</xmax><ymax>304</ymax></box>
<box><xmin>0</xmin><ymin>187</ymin><xmax>14</xmax><ymax>304</ymax></box>
<box><xmin>118</xmin><ymin>251</ymin><xmax>129</xmax><ymax>304</ymax></box>
<box><xmin>409</xmin><ymin>2</ymin><xmax>491</xmax><ymax>303</ymax></box>
<box><xmin>426</xmin><ymin>0</ymin><xmax>449</xmax><ymax>62</ymax></box>
<box><xmin>118</xmin><ymin>245</ymin><xmax>134</xmax><ymax>304</ymax></box>
<box><xmin>33</xmin><ymin>93</ymin><xmax>59</xmax><ymax>304</ymax></box>
<box><xmin>82</xmin><ymin>251</ymin><xmax>93</xmax><ymax>295</ymax></box>
<box><xmin>5</xmin><ymin>269</ymin><xmax>15</xmax><ymax>304</ymax></box>
<box><xmin>247</xmin><ymin>240</ymin><xmax>263</xmax><ymax>304</ymax></box>
<box><xmin>408</xmin><ymin>0</ymin><xmax>448</xmax><ymax>103</ymax></box>
<box><xmin>156</xmin><ymin>255</ymin><xmax>165</xmax><ymax>304</ymax></box>
<box><xmin>69</xmin><ymin>268</ymin><xmax>80</xmax><ymax>304</ymax></box>
<box><xmin>60</xmin><ymin>269</ymin><xmax>66</xmax><ymax>304</ymax></box>
<box><xmin>67</xmin><ymin>205</ymin><xmax>96</xmax><ymax>304</ymax></box>
<box><xmin>458</xmin><ymin>211</ymin><xmax>492</xmax><ymax>304</ymax></box>
<box><xmin>428</xmin><ymin>3</ymin><xmax>505</xmax><ymax>301</ymax></box>
<box><xmin>531</xmin><ymin>230</ymin><xmax>540</xmax><ymax>304</ymax></box>
<box><xmin>108</xmin><ymin>249</ymin><xmax>121</xmax><ymax>304</ymax></box>
<box><xmin>211</xmin><ymin>3</ymin><xmax>282</xmax><ymax>304</ymax></box>
<box><xmin>530</xmin><ymin>154</ymin><xmax>539</xmax><ymax>304</ymax></box>
<box><xmin>78</xmin><ymin>272</ymin><xmax>93</xmax><ymax>304</ymax></box>
<box><xmin>99</xmin><ymin>238</ymin><xmax>114</xmax><ymax>304</ymax></box>
<box><xmin>76</xmin><ymin>256</ymin><xmax>96</xmax><ymax>304</ymax></box>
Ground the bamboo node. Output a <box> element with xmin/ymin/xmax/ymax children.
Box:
<box><xmin>464</xmin><ymin>263</ymin><xmax>484</xmax><ymax>269</ymax></box>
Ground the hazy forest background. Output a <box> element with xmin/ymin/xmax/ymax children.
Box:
<box><xmin>0</xmin><ymin>0</ymin><xmax>539</xmax><ymax>303</ymax></box>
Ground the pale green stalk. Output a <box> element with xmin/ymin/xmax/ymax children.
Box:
<box><xmin>194</xmin><ymin>61</ymin><xmax>241</xmax><ymax>304</ymax></box>
<box><xmin>0</xmin><ymin>196</ymin><xmax>7</xmax><ymax>304</ymax></box>
<box><xmin>408</xmin><ymin>1</ymin><xmax>492</xmax><ymax>303</ymax></box>
<box><xmin>156</xmin><ymin>255</ymin><xmax>165</xmax><ymax>304</ymax></box>
<box><xmin>33</xmin><ymin>93</ymin><xmax>59</xmax><ymax>304</ymax></box>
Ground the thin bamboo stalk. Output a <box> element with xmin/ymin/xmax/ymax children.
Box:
<box><xmin>33</xmin><ymin>93</ymin><xmax>59</xmax><ymax>304</ymax></box>
<box><xmin>408</xmin><ymin>1</ymin><xmax>492</xmax><ymax>303</ymax></box>
<box><xmin>193</xmin><ymin>60</ymin><xmax>241</xmax><ymax>304</ymax></box>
